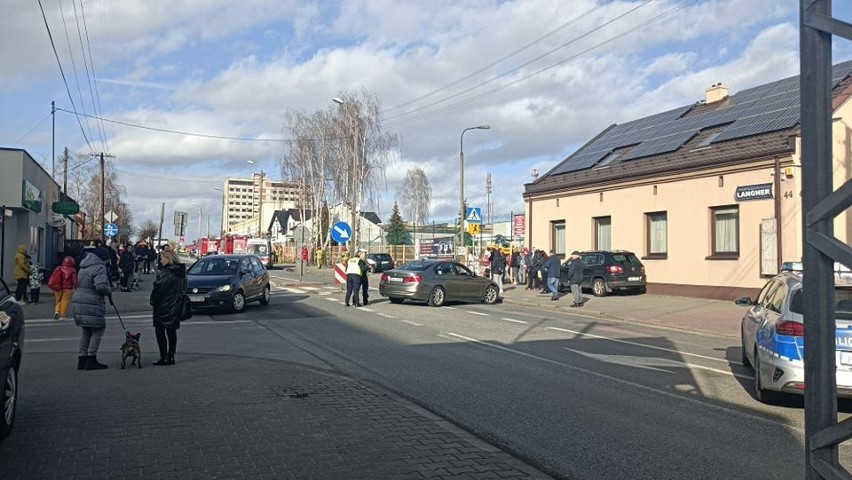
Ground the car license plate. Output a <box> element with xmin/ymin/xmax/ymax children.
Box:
<box><xmin>841</xmin><ymin>351</ymin><xmax>852</xmax><ymax>366</ymax></box>
<box><xmin>628</xmin><ymin>276</ymin><xmax>641</xmax><ymax>282</ymax></box>
<box><xmin>188</xmin><ymin>295</ymin><xmax>205</xmax><ymax>302</ymax></box>
<box><xmin>389</xmin><ymin>277</ymin><xmax>403</xmax><ymax>282</ymax></box>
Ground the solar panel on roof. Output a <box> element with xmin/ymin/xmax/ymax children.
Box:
<box><xmin>544</xmin><ymin>60</ymin><xmax>852</xmax><ymax>176</ymax></box>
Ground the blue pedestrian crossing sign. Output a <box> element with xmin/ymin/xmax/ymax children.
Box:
<box><xmin>103</xmin><ymin>222</ymin><xmax>119</xmax><ymax>237</ymax></box>
<box><xmin>466</xmin><ymin>207</ymin><xmax>482</xmax><ymax>223</ymax></box>
<box><xmin>331</xmin><ymin>221</ymin><xmax>352</xmax><ymax>243</ymax></box>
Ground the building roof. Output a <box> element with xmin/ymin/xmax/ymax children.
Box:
<box><xmin>360</xmin><ymin>211</ymin><xmax>382</xmax><ymax>225</ymax></box>
<box><xmin>268</xmin><ymin>209</ymin><xmax>312</xmax><ymax>232</ymax></box>
<box><xmin>526</xmin><ymin>60</ymin><xmax>852</xmax><ymax>196</ymax></box>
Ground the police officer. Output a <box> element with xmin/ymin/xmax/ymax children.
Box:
<box><xmin>345</xmin><ymin>249</ymin><xmax>366</xmax><ymax>307</ymax></box>
<box><xmin>359</xmin><ymin>249</ymin><xmax>370</xmax><ymax>305</ymax></box>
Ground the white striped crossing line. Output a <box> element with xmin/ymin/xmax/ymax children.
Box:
<box><xmin>502</xmin><ymin>317</ymin><xmax>527</xmax><ymax>324</ymax></box>
<box><xmin>466</xmin><ymin>311</ymin><xmax>489</xmax><ymax>316</ymax></box>
<box><xmin>376</xmin><ymin>313</ymin><xmax>394</xmax><ymax>318</ymax></box>
<box><xmin>401</xmin><ymin>320</ymin><xmax>421</xmax><ymax>326</ymax></box>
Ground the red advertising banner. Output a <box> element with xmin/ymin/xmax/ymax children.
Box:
<box><xmin>512</xmin><ymin>214</ymin><xmax>526</xmax><ymax>238</ymax></box>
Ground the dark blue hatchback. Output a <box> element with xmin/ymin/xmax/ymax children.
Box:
<box><xmin>185</xmin><ymin>255</ymin><xmax>270</xmax><ymax>312</ymax></box>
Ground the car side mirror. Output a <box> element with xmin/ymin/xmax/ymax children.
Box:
<box><xmin>734</xmin><ymin>296</ymin><xmax>754</xmax><ymax>306</ymax></box>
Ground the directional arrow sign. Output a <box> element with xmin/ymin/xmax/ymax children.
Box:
<box><xmin>331</xmin><ymin>221</ymin><xmax>352</xmax><ymax>243</ymax></box>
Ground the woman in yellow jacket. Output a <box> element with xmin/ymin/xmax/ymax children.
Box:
<box><xmin>14</xmin><ymin>245</ymin><xmax>31</xmax><ymax>303</ymax></box>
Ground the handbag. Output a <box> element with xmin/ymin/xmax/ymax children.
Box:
<box><xmin>179</xmin><ymin>294</ymin><xmax>193</xmax><ymax>320</ymax></box>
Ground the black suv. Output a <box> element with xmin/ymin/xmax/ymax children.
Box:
<box><xmin>560</xmin><ymin>250</ymin><xmax>646</xmax><ymax>296</ymax></box>
<box><xmin>366</xmin><ymin>253</ymin><xmax>394</xmax><ymax>273</ymax></box>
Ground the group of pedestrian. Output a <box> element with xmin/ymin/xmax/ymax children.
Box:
<box><xmin>517</xmin><ymin>248</ymin><xmax>584</xmax><ymax>306</ymax></box>
<box><xmin>344</xmin><ymin>249</ymin><xmax>370</xmax><ymax>307</ymax></box>
<box><xmin>13</xmin><ymin>244</ymin><xmax>45</xmax><ymax>305</ymax></box>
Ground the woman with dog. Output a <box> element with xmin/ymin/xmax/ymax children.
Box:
<box><xmin>72</xmin><ymin>247</ymin><xmax>113</xmax><ymax>370</ymax></box>
<box><xmin>150</xmin><ymin>249</ymin><xmax>186</xmax><ymax>366</ymax></box>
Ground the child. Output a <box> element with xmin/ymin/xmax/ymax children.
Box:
<box><xmin>48</xmin><ymin>256</ymin><xmax>78</xmax><ymax>320</ymax></box>
<box><xmin>29</xmin><ymin>258</ymin><xmax>44</xmax><ymax>304</ymax></box>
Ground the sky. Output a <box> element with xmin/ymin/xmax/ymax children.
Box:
<box><xmin>3</xmin><ymin>0</ymin><xmax>852</xmax><ymax>241</ymax></box>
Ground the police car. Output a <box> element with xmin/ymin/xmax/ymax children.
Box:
<box><xmin>736</xmin><ymin>270</ymin><xmax>852</xmax><ymax>403</ymax></box>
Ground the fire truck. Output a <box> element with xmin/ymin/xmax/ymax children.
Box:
<box><xmin>198</xmin><ymin>238</ymin><xmax>221</xmax><ymax>256</ymax></box>
<box><xmin>222</xmin><ymin>235</ymin><xmax>250</xmax><ymax>255</ymax></box>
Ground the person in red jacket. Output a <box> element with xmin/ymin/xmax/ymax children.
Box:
<box><xmin>48</xmin><ymin>256</ymin><xmax>79</xmax><ymax>320</ymax></box>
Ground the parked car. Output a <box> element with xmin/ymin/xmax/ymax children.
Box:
<box><xmin>366</xmin><ymin>253</ymin><xmax>394</xmax><ymax>273</ymax></box>
<box><xmin>560</xmin><ymin>250</ymin><xmax>646</xmax><ymax>296</ymax></box>
<box><xmin>185</xmin><ymin>254</ymin><xmax>270</xmax><ymax>312</ymax></box>
<box><xmin>0</xmin><ymin>277</ymin><xmax>24</xmax><ymax>441</ymax></box>
<box><xmin>379</xmin><ymin>259</ymin><xmax>500</xmax><ymax>307</ymax></box>
<box><xmin>736</xmin><ymin>271</ymin><xmax>852</xmax><ymax>403</ymax></box>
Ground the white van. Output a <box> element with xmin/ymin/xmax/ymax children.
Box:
<box><xmin>246</xmin><ymin>238</ymin><xmax>273</xmax><ymax>269</ymax></box>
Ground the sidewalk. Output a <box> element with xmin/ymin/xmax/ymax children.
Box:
<box><xmin>12</xmin><ymin>269</ymin><xmax>553</xmax><ymax>479</ymax></box>
<box><xmin>272</xmin><ymin>264</ymin><xmax>746</xmax><ymax>339</ymax></box>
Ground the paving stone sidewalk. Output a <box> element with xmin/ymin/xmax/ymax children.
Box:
<box><xmin>0</xmin><ymin>353</ymin><xmax>552</xmax><ymax>480</ymax></box>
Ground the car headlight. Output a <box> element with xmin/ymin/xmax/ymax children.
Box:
<box><xmin>213</xmin><ymin>285</ymin><xmax>232</xmax><ymax>293</ymax></box>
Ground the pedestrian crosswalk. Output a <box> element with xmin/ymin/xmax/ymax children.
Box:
<box><xmin>272</xmin><ymin>284</ymin><xmax>378</xmax><ymax>296</ymax></box>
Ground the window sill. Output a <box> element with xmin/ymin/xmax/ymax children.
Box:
<box><xmin>705</xmin><ymin>254</ymin><xmax>739</xmax><ymax>260</ymax></box>
<box><xmin>642</xmin><ymin>254</ymin><xmax>667</xmax><ymax>260</ymax></box>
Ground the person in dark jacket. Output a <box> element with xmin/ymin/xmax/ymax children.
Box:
<box><xmin>542</xmin><ymin>249</ymin><xmax>563</xmax><ymax>301</ymax></box>
<box><xmin>359</xmin><ymin>249</ymin><xmax>370</xmax><ymax>306</ymax></box>
<box><xmin>150</xmin><ymin>249</ymin><xmax>186</xmax><ymax>365</ymax></box>
<box><xmin>118</xmin><ymin>244</ymin><xmax>135</xmax><ymax>291</ymax></box>
<box><xmin>13</xmin><ymin>245</ymin><xmax>31</xmax><ymax>303</ymax></box>
<box><xmin>72</xmin><ymin>247</ymin><xmax>113</xmax><ymax>370</ymax></box>
<box><xmin>565</xmin><ymin>251</ymin><xmax>584</xmax><ymax>307</ymax></box>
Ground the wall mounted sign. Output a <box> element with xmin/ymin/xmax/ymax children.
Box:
<box><xmin>735</xmin><ymin>183</ymin><xmax>773</xmax><ymax>202</ymax></box>
<box><xmin>22</xmin><ymin>180</ymin><xmax>42</xmax><ymax>212</ymax></box>
<box><xmin>51</xmin><ymin>201</ymin><xmax>80</xmax><ymax>215</ymax></box>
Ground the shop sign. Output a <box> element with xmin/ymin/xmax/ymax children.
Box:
<box><xmin>735</xmin><ymin>183</ymin><xmax>773</xmax><ymax>202</ymax></box>
<box><xmin>52</xmin><ymin>201</ymin><xmax>80</xmax><ymax>215</ymax></box>
<box><xmin>22</xmin><ymin>180</ymin><xmax>42</xmax><ymax>212</ymax></box>
<box><xmin>512</xmin><ymin>214</ymin><xmax>526</xmax><ymax>237</ymax></box>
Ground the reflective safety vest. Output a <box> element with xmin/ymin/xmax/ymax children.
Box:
<box><xmin>346</xmin><ymin>257</ymin><xmax>362</xmax><ymax>275</ymax></box>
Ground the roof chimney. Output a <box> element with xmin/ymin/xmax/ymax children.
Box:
<box><xmin>705</xmin><ymin>82</ymin><xmax>729</xmax><ymax>104</ymax></box>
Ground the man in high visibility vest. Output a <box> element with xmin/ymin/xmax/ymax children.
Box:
<box><xmin>345</xmin><ymin>250</ymin><xmax>366</xmax><ymax>307</ymax></box>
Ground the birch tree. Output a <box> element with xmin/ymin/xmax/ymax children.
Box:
<box><xmin>395</xmin><ymin>167</ymin><xmax>432</xmax><ymax>227</ymax></box>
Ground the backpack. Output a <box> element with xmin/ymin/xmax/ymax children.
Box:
<box><xmin>48</xmin><ymin>268</ymin><xmax>63</xmax><ymax>291</ymax></box>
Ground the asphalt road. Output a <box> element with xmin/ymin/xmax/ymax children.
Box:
<box><xmin>11</xmin><ymin>266</ymin><xmax>852</xmax><ymax>479</ymax></box>
<box><xmin>263</xmin><ymin>269</ymin><xmax>852</xmax><ymax>479</ymax></box>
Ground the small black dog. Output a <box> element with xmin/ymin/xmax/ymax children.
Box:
<box><xmin>120</xmin><ymin>332</ymin><xmax>142</xmax><ymax>369</ymax></box>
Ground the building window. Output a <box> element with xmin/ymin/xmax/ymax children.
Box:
<box><xmin>594</xmin><ymin>216</ymin><xmax>611</xmax><ymax>250</ymax></box>
<box><xmin>551</xmin><ymin>220</ymin><xmax>566</xmax><ymax>255</ymax></box>
<box><xmin>709</xmin><ymin>205</ymin><xmax>739</xmax><ymax>259</ymax></box>
<box><xmin>645</xmin><ymin>211</ymin><xmax>667</xmax><ymax>259</ymax></box>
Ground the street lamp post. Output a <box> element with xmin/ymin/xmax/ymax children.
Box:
<box><xmin>213</xmin><ymin>186</ymin><xmax>225</xmax><ymax>236</ymax></box>
<box><xmin>192</xmin><ymin>202</ymin><xmax>203</xmax><ymax>251</ymax></box>
<box><xmin>333</xmin><ymin>96</ymin><xmax>360</xmax><ymax>251</ymax></box>
<box><xmin>247</xmin><ymin>161</ymin><xmax>265</xmax><ymax>238</ymax></box>
<box><xmin>459</xmin><ymin>125</ymin><xmax>490</xmax><ymax>262</ymax></box>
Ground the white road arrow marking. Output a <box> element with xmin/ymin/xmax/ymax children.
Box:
<box><xmin>564</xmin><ymin>348</ymin><xmax>681</xmax><ymax>373</ymax></box>
<box><xmin>334</xmin><ymin>225</ymin><xmax>350</xmax><ymax>239</ymax></box>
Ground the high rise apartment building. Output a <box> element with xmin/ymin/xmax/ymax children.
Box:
<box><xmin>221</xmin><ymin>174</ymin><xmax>301</xmax><ymax>234</ymax></box>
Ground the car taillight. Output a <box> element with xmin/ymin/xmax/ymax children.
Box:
<box><xmin>776</xmin><ymin>321</ymin><xmax>804</xmax><ymax>336</ymax></box>
<box><xmin>607</xmin><ymin>265</ymin><xmax>623</xmax><ymax>274</ymax></box>
<box><xmin>403</xmin><ymin>275</ymin><xmax>422</xmax><ymax>283</ymax></box>
<box><xmin>380</xmin><ymin>274</ymin><xmax>389</xmax><ymax>282</ymax></box>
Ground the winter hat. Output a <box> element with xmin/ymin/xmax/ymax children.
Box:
<box><xmin>93</xmin><ymin>247</ymin><xmax>111</xmax><ymax>262</ymax></box>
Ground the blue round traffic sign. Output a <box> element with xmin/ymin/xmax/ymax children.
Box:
<box><xmin>331</xmin><ymin>221</ymin><xmax>351</xmax><ymax>243</ymax></box>
<box><xmin>104</xmin><ymin>222</ymin><xmax>119</xmax><ymax>237</ymax></box>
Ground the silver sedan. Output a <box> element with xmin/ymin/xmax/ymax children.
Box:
<box><xmin>379</xmin><ymin>260</ymin><xmax>500</xmax><ymax>307</ymax></box>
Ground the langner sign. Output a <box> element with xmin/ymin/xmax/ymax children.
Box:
<box><xmin>735</xmin><ymin>183</ymin><xmax>773</xmax><ymax>202</ymax></box>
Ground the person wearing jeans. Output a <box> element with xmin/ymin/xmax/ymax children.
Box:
<box><xmin>541</xmin><ymin>249</ymin><xmax>563</xmax><ymax>301</ymax></box>
<box><xmin>564</xmin><ymin>251</ymin><xmax>585</xmax><ymax>307</ymax></box>
<box><xmin>13</xmin><ymin>245</ymin><xmax>30</xmax><ymax>303</ymax></box>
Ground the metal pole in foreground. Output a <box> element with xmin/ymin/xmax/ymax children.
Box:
<box><xmin>459</xmin><ymin>125</ymin><xmax>490</xmax><ymax>263</ymax></box>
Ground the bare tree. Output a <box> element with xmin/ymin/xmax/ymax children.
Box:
<box><xmin>395</xmin><ymin>167</ymin><xmax>432</xmax><ymax>227</ymax></box>
<box><xmin>59</xmin><ymin>151</ymin><xmax>132</xmax><ymax>240</ymax></box>
<box><xmin>281</xmin><ymin>88</ymin><xmax>398</xmax><ymax>251</ymax></box>
<box><xmin>136</xmin><ymin>219</ymin><xmax>159</xmax><ymax>243</ymax></box>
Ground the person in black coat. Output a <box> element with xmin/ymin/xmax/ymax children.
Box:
<box><xmin>118</xmin><ymin>245</ymin><xmax>135</xmax><ymax>291</ymax></box>
<box><xmin>149</xmin><ymin>249</ymin><xmax>186</xmax><ymax>365</ymax></box>
<box><xmin>565</xmin><ymin>251</ymin><xmax>585</xmax><ymax>307</ymax></box>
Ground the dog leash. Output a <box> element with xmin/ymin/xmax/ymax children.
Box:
<box><xmin>108</xmin><ymin>296</ymin><xmax>129</xmax><ymax>331</ymax></box>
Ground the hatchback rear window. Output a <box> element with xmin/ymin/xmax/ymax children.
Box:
<box><xmin>790</xmin><ymin>287</ymin><xmax>852</xmax><ymax>319</ymax></box>
<box><xmin>612</xmin><ymin>253</ymin><xmax>642</xmax><ymax>266</ymax></box>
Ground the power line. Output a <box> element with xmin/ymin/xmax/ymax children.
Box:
<box><xmin>74</xmin><ymin>0</ymin><xmax>110</xmax><ymax>152</ymax></box>
<box><xmin>54</xmin><ymin>107</ymin><xmax>308</xmax><ymax>143</ymax></box>
<box><xmin>36</xmin><ymin>0</ymin><xmax>94</xmax><ymax>152</ymax></box>
<box><xmin>385</xmin><ymin>0</ymin><xmax>693</xmax><ymax>129</ymax></box>
<box><xmin>57</xmin><ymin>0</ymin><xmax>98</xmax><ymax>148</ymax></box>
<box><xmin>11</xmin><ymin>113</ymin><xmax>52</xmax><ymax>146</ymax></box>
<box><xmin>384</xmin><ymin>0</ymin><xmax>614</xmax><ymax>114</ymax></box>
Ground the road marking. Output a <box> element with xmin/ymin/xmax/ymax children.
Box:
<box><xmin>282</xmin><ymin>287</ymin><xmax>307</xmax><ymax>294</ymax></box>
<box><xmin>466</xmin><ymin>311</ymin><xmax>489</xmax><ymax>316</ymax></box>
<box><xmin>325</xmin><ymin>298</ymin><xmax>340</xmax><ymax>302</ymax></box>
<box><xmin>545</xmin><ymin>326</ymin><xmax>733</xmax><ymax>365</ymax></box>
<box><xmin>502</xmin><ymin>317</ymin><xmax>527</xmax><ymax>324</ymax></box>
<box><xmin>402</xmin><ymin>320</ymin><xmax>422</xmax><ymax>326</ymax></box>
<box><xmin>360</xmin><ymin>307</ymin><xmax>375</xmax><ymax>312</ymax></box>
<box><xmin>377</xmin><ymin>313</ymin><xmax>394</xmax><ymax>318</ymax></box>
<box><xmin>563</xmin><ymin>348</ymin><xmax>747</xmax><ymax>379</ymax></box>
<box><xmin>26</xmin><ymin>337</ymin><xmax>79</xmax><ymax>342</ymax></box>
<box><xmin>441</xmin><ymin>332</ymin><xmax>779</xmax><ymax>429</ymax></box>
<box><xmin>184</xmin><ymin>320</ymin><xmax>252</xmax><ymax>325</ymax></box>
<box><xmin>443</xmin><ymin>306</ymin><xmax>457</xmax><ymax>310</ymax></box>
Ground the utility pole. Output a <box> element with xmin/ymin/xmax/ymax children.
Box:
<box><xmin>62</xmin><ymin>147</ymin><xmax>68</xmax><ymax>196</ymax></box>
<box><xmin>157</xmin><ymin>202</ymin><xmax>165</xmax><ymax>246</ymax></box>
<box><xmin>92</xmin><ymin>152</ymin><xmax>115</xmax><ymax>242</ymax></box>
<box><xmin>51</xmin><ymin>101</ymin><xmax>56</xmax><ymax>178</ymax></box>
<box><xmin>486</xmin><ymin>173</ymin><xmax>492</xmax><ymax>225</ymax></box>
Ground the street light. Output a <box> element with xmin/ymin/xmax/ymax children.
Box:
<box><xmin>247</xmin><ymin>160</ymin><xmax>265</xmax><ymax>237</ymax></box>
<box><xmin>333</xmin><ymin>97</ymin><xmax>359</xmax><ymax>251</ymax></box>
<box><xmin>459</xmin><ymin>125</ymin><xmax>490</xmax><ymax>262</ymax></box>
<box><xmin>191</xmin><ymin>202</ymin><xmax>203</xmax><ymax>250</ymax></box>
<box><xmin>213</xmin><ymin>187</ymin><xmax>225</xmax><ymax>236</ymax></box>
